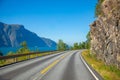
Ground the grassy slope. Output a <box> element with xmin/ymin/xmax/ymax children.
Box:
<box><xmin>82</xmin><ymin>50</ymin><xmax>120</xmax><ymax>80</ymax></box>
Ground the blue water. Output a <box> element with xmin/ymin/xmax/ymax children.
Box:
<box><xmin>0</xmin><ymin>47</ymin><xmax>56</xmax><ymax>56</ymax></box>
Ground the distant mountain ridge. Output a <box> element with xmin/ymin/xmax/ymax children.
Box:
<box><xmin>0</xmin><ymin>22</ymin><xmax>57</xmax><ymax>48</ymax></box>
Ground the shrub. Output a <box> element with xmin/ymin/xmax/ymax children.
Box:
<box><xmin>95</xmin><ymin>0</ymin><xmax>105</xmax><ymax>17</ymax></box>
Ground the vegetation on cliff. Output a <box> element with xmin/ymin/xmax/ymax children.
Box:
<box><xmin>95</xmin><ymin>0</ymin><xmax>104</xmax><ymax>17</ymax></box>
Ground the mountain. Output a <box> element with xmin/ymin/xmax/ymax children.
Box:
<box><xmin>0</xmin><ymin>22</ymin><xmax>57</xmax><ymax>48</ymax></box>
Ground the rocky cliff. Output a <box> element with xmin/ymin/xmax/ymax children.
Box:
<box><xmin>0</xmin><ymin>22</ymin><xmax>56</xmax><ymax>48</ymax></box>
<box><xmin>90</xmin><ymin>0</ymin><xmax>120</xmax><ymax>68</ymax></box>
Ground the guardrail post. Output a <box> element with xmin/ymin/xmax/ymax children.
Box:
<box><xmin>36</xmin><ymin>54</ymin><xmax>37</xmax><ymax>58</ymax></box>
<box><xmin>27</xmin><ymin>55</ymin><xmax>30</xmax><ymax>59</ymax></box>
<box><xmin>26</xmin><ymin>55</ymin><xmax>27</xmax><ymax>60</ymax></box>
<box><xmin>14</xmin><ymin>57</ymin><xmax>17</xmax><ymax>62</ymax></box>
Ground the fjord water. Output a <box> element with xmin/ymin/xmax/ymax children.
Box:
<box><xmin>0</xmin><ymin>47</ymin><xmax>56</xmax><ymax>56</ymax></box>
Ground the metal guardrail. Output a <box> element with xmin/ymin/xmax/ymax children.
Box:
<box><xmin>0</xmin><ymin>52</ymin><xmax>40</xmax><ymax>60</ymax></box>
<box><xmin>0</xmin><ymin>50</ymin><xmax>57</xmax><ymax>60</ymax></box>
<box><xmin>0</xmin><ymin>50</ymin><xmax>57</xmax><ymax>66</ymax></box>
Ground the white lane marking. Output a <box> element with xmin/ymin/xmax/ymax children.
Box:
<box><xmin>80</xmin><ymin>54</ymin><xmax>99</xmax><ymax>80</ymax></box>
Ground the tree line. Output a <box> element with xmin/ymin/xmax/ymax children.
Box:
<box><xmin>57</xmin><ymin>32</ymin><xmax>90</xmax><ymax>51</ymax></box>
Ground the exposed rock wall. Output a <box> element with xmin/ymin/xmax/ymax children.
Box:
<box><xmin>90</xmin><ymin>0</ymin><xmax>120</xmax><ymax>68</ymax></box>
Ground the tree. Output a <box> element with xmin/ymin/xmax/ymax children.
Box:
<box><xmin>57</xmin><ymin>39</ymin><xmax>67</xmax><ymax>51</ymax></box>
<box><xmin>79</xmin><ymin>42</ymin><xmax>86</xmax><ymax>49</ymax></box>
<box><xmin>70</xmin><ymin>46</ymin><xmax>74</xmax><ymax>50</ymax></box>
<box><xmin>35</xmin><ymin>46</ymin><xmax>40</xmax><ymax>52</ymax></box>
<box><xmin>0</xmin><ymin>51</ymin><xmax>3</xmax><ymax>56</ymax></box>
<box><xmin>20</xmin><ymin>41</ymin><xmax>27</xmax><ymax>49</ymax></box>
<box><xmin>78</xmin><ymin>42</ymin><xmax>82</xmax><ymax>49</ymax></box>
<box><xmin>63</xmin><ymin>43</ymin><xmax>66</xmax><ymax>50</ymax></box>
<box><xmin>0</xmin><ymin>51</ymin><xmax>5</xmax><ymax>63</ymax></box>
<box><xmin>73</xmin><ymin>43</ymin><xmax>79</xmax><ymax>50</ymax></box>
<box><xmin>86</xmin><ymin>31</ymin><xmax>91</xmax><ymax>49</ymax></box>
<box><xmin>17</xmin><ymin>41</ymin><xmax>30</xmax><ymax>54</ymax></box>
<box><xmin>7</xmin><ymin>51</ymin><xmax>15</xmax><ymax>55</ymax></box>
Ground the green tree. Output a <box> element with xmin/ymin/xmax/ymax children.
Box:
<box><xmin>0</xmin><ymin>51</ymin><xmax>3</xmax><ymax>56</ymax></box>
<box><xmin>35</xmin><ymin>46</ymin><xmax>40</xmax><ymax>52</ymax></box>
<box><xmin>79</xmin><ymin>42</ymin><xmax>82</xmax><ymax>49</ymax></box>
<box><xmin>20</xmin><ymin>41</ymin><xmax>27</xmax><ymax>49</ymax></box>
<box><xmin>7</xmin><ymin>51</ymin><xmax>15</xmax><ymax>55</ymax></box>
<box><xmin>86</xmin><ymin>31</ymin><xmax>91</xmax><ymax>49</ymax></box>
<box><xmin>57</xmin><ymin>39</ymin><xmax>67</xmax><ymax>51</ymax></box>
<box><xmin>73</xmin><ymin>43</ymin><xmax>79</xmax><ymax>50</ymax></box>
<box><xmin>17</xmin><ymin>41</ymin><xmax>30</xmax><ymax>54</ymax></box>
<box><xmin>0</xmin><ymin>51</ymin><xmax>5</xmax><ymax>64</ymax></box>
<box><xmin>63</xmin><ymin>43</ymin><xmax>67</xmax><ymax>50</ymax></box>
<box><xmin>81</xmin><ymin>42</ymin><xmax>86</xmax><ymax>49</ymax></box>
<box><xmin>70</xmin><ymin>46</ymin><xmax>74</xmax><ymax>50</ymax></box>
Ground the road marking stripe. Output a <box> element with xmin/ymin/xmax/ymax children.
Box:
<box><xmin>80</xmin><ymin>53</ymin><xmax>99</xmax><ymax>80</ymax></box>
<box><xmin>40</xmin><ymin>54</ymin><xmax>67</xmax><ymax>74</ymax></box>
<box><xmin>40</xmin><ymin>59</ymin><xmax>60</xmax><ymax>74</ymax></box>
<box><xmin>33</xmin><ymin>52</ymin><xmax>70</xmax><ymax>80</ymax></box>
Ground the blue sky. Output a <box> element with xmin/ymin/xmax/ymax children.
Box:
<box><xmin>0</xmin><ymin>0</ymin><xmax>97</xmax><ymax>45</ymax></box>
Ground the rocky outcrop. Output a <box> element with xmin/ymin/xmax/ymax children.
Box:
<box><xmin>0</xmin><ymin>22</ymin><xmax>56</xmax><ymax>48</ymax></box>
<box><xmin>90</xmin><ymin>0</ymin><xmax>120</xmax><ymax>68</ymax></box>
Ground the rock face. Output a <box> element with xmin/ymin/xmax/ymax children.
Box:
<box><xmin>90</xmin><ymin>0</ymin><xmax>120</xmax><ymax>68</ymax></box>
<box><xmin>0</xmin><ymin>22</ymin><xmax>56</xmax><ymax>48</ymax></box>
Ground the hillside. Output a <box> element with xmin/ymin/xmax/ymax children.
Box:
<box><xmin>0</xmin><ymin>22</ymin><xmax>56</xmax><ymax>48</ymax></box>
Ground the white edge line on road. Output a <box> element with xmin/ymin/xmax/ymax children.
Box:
<box><xmin>80</xmin><ymin>54</ymin><xmax>99</xmax><ymax>80</ymax></box>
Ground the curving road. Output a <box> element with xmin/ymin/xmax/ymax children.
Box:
<box><xmin>0</xmin><ymin>50</ymin><xmax>102</xmax><ymax>80</ymax></box>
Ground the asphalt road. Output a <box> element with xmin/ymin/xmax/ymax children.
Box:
<box><xmin>0</xmin><ymin>50</ymin><xmax>102</xmax><ymax>80</ymax></box>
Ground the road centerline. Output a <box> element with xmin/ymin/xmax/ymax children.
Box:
<box><xmin>32</xmin><ymin>52</ymin><xmax>71</xmax><ymax>80</ymax></box>
<box><xmin>40</xmin><ymin>53</ymin><xmax>68</xmax><ymax>75</ymax></box>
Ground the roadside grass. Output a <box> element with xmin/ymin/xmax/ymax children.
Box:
<box><xmin>0</xmin><ymin>51</ymin><xmax>59</xmax><ymax>67</ymax></box>
<box><xmin>82</xmin><ymin>50</ymin><xmax>120</xmax><ymax>80</ymax></box>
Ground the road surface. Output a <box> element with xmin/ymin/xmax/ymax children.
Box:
<box><xmin>0</xmin><ymin>50</ymin><xmax>102</xmax><ymax>80</ymax></box>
